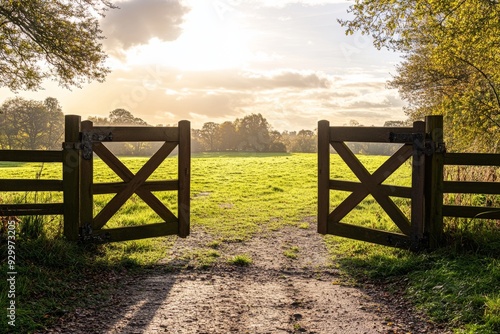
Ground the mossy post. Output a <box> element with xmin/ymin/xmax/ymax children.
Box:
<box><xmin>63</xmin><ymin>115</ymin><xmax>81</xmax><ymax>241</ymax></box>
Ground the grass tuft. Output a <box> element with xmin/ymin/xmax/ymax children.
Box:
<box><xmin>228</xmin><ymin>254</ymin><xmax>253</xmax><ymax>266</ymax></box>
<box><xmin>283</xmin><ymin>246</ymin><xmax>300</xmax><ymax>259</ymax></box>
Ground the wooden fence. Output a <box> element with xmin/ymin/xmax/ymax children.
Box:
<box><xmin>318</xmin><ymin>115</ymin><xmax>500</xmax><ymax>250</ymax></box>
<box><xmin>442</xmin><ymin>153</ymin><xmax>500</xmax><ymax>220</ymax></box>
<box><xmin>0</xmin><ymin>115</ymin><xmax>190</xmax><ymax>242</ymax></box>
<box><xmin>0</xmin><ymin>150</ymin><xmax>64</xmax><ymax>216</ymax></box>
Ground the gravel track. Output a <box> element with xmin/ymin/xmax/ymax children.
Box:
<box><xmin>41</xmin><ymin>224</ymin><xmax>450</xmax><ymax>334</ymax></box>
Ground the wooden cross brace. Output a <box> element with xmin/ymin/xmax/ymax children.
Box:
<box><xmin>329</xmin><ymin>142</ymin><xmax>413</xmax><ymax>236</ymax></box>
<box><xmin>92</xmin><ymin>142</ymin><xmax>178</xmax><ymax>230</ymax></box>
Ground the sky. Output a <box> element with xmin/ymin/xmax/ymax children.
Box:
<box><xmin>0</xmin><ymin>0</ymin><xmax>406</xmax><ymax>131</ymax></box>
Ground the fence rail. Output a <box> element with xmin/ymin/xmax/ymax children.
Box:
<box><xmin>442</xmin><ymin>152</ymin><xmax>500</xmax><ymax>221</ymax></box>
<box><xmin>0</xmin><ymin>150</ymin><xmax>63</xmax><ymax>162</ymax></box>
<box><xmin>0</xmin><ymin>149</ymin><xmax>65</xmax><ymax>217</ymax></box>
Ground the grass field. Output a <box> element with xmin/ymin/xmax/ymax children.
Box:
<box><xmin>0</xmin><ymin>152</ymin><xmax>499</xmax><ymax>333</ymax></box>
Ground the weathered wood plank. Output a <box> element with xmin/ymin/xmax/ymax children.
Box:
<box><xmin>329</xmin><ymin>180</ymin><xmax>412</xmax><ymax>198</ymax></box>
<box><xmin>411</xmin><ymin>121</ymin><xmax>426</xmax><ymax>248</ymax></box>
<box><xmin>0</xmin><ymin>150</ymin><xmax>63</xmax><ymax>162</ymax></box>
<box><xmin>62</xmin><ymin>115</ymin><xmax>81</xmax><ymax>241</ymax></box>
<box><xmin>444</xmin><ymin>153</ymin><xmax>500</xmax><ymax>166</ymax></box>
<box><xmin>92</xmin><ymin>222</ymin><xmax>179</xmax><ymax>243</ymax></box>
<box><xmin>92</xmin><ymin>143</ymin><xmax>178</xmax><ymax>228</ymax></box>
<box><xmin>317</xmin><ymin>120</ymin><xmax>330</xmax><ymax>235</ymax></box>
<box><xmin>80</xmin><ymin>120</ymin><xmax>94</xmax><ymax>228</ymax></box>
<box><xmin>331</xmin><ymin>141</ymin><xmax>412</xmax><ymax>235</ymax></box>
<box><xmin>328</xmin><ymin>144</ymin><xmax>413</xmax><ymax>225</ymax></box>
<box><xmin>0</xmin><ymin>203</ymin><xmax>64</xmax><ymax>216</ymax></box>
<box><xmin>178</xmin><ymin>120</ymin><xmax>191</xmax><ymax>238</ymax></box>
<box><xmin>425</xmin><ymin>115</ymin><xmax>444</xmax><ymax>249</ymax></box>
<box><xmin>93</xmin><ymin>141</ymin><xmax>177</xmax><ymax>229</ymax></box>
<box><xmin>442</xmin><ymin>205</ymin><xmax>500</xmax><ymax>219</ymax></box>
<box><xmin>443</xmin><ymin>181</ymin><xmax>500</xmax><ymax>194</ymax></box>
<box><xmin>329</xmin><ymin>126</ymin><xmax>418</xmax><ymax>143</ymax></box>
<box><xmin>0</xmin><ymin>179</ymin><xmax>63</xmax><ymax>191</ymax></box>
<box><xmin>91</xmin><ymin>126</ymin><xmax>179</xmax><ymax>142</ymax></box>
<box><xmin>93</xmin><ymin>180</ymin><xmax>178</xmax><ymax>194</ymax></box>
<box><xmin>327</xmin><ymin>221</ymin><xmax>412</xmax><ymax>249</ymax></box>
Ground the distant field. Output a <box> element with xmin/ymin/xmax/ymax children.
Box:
<box><xmin>0</xmin><ymin>152</ymin><xmax>413</xmax><ymax>239</ymax></box>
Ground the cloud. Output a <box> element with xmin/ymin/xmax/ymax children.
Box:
<box><xmin>55</xmin><ymin>65</ymin><xmax>405</xmax><ymax>131</ymax></box>
<box><xmin>101</xmin><ymin>0</ymin><xmax>189</xmax><ymax>50</ymax></box>
<box><xmin>169</xmin><ymin>69</ymin><xmax>332</xmax><ymax>90</ymax></box>
<box><xmin>227</xmin><ymin>0</ymin><xmax>347</xmax><ymax>8</ymax></box>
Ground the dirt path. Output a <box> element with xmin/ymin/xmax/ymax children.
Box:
<box><xmin>42</xmin><ymin>224</ymin><xmax>449</xmax><ymax>334</ymax></box>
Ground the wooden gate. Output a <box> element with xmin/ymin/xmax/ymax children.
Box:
<box><xmin>317</xmin><ymin>116</ymin><xmax>444</xmax><ymax>250</ymax></box>
<box><xmin>63</xmin><ymin>115</ymin><xmax>190</xmax><ymax>243</ymax></box>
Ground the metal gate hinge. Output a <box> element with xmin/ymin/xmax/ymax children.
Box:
<box><xmin>79</xmin><ymin>224</ymin><xmax>110</xmax><ymax>243</ymax></box>
<box><xmin>81</xmin><ymin>131</ymin><xmax>113</xmax><ymax>160</ymax></box>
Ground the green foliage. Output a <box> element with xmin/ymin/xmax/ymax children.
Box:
<box><xmin>192</xmin><ymin>113</ymin><xmax>290</xmax><ymax>153</ymax></box>
<box><xmin>340</xmin><ymin>0</ymin><xmax>500</xmax><ymax>152</ymax></box>
<box><xmin>0</xmin><ymin>0</ymin><xmax>113</xmax><ymax>91</ymax></box>
<box><xmin>0</xmin><ymin>97</ymin><xmax>64</xmax><ymax>150</ymax></box>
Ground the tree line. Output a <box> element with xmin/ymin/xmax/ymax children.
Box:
<box><xmin>191</xmin><ymin>113</ymin><xmax>316</xmax><ymax>153</ymax></box>
<box><xmin>0</xmin><ymin>96</ymin><xmax>409</xmax><ymax>156</ymax></box>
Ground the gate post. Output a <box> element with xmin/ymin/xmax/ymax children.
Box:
<box><xmin>318</xmin><ymin>120</ymin><xmax>330</xmax><ymax>234</ymax></box>
<box><xmin>425</xmin><ymin>115</ymin><xmax>444</xmax><ymax>249</ymax></box>
<box><xmin>178</xmin><ymin>120</ymin><xmax>191</xmax><ymax>238</ymax></box>
<box><xmin>63</xmin><ymin>115</ymin><xmax>81</xmax><ymax>241</ymax></box>
<box><xmin>411</xmin><ymin>121</ymin><xmax>426</xmax><ymax>250</ymax></box>
<box><xmin>80</xmin><ymin>120</ymin><xmax>94</xmax><ymax>236</ymax></box>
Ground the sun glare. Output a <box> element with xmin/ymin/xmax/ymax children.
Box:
<box><xmin>125</xmin><ymin>2</ymin><xmax>252</xmax><ymax>71</ymax></box>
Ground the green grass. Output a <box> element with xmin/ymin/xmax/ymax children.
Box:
<box><xmin>0</xmin><ymin>152</ymin><xmax>498</xmax><ymax>333</ymax></box>
<box><xmin>227</xmin><ymin>254</ymin><xmax>253</xmax><ymax>266</ymax></box>
<box><xmin>283</xmin><ymin>245</ymin><xmax>300</xmax><ymax>259</ymax></box>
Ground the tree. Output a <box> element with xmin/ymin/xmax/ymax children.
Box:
<box><xmin>291</xmin><ymin>130</ymin><xmax>316</xmax><ymax>153</ymax></box>
<box><xmin>109</xmin><ymin>108</ymin><xmax>148</xmax><ymax>126</ymax></box>
<box><xmin>339</xmin><ymin>0</ymin><xmax>500</xmax><ymax>152</ymax></box>
<box><xmin>384</xmin><ymin>120</ymin><xmax>409</xmax><ymax>128</ymax></box>
<box><xmin>235</xmin><ymin>113</ymin><xmax>272</xmax><ymax>152</ymax></box>
<box><xmin>43</xmin><ymin>97</ymin><xmax>64</xmax><ymax>149</ymax></box>
<box><xmin>200</xmin><ymin>122</ymin><xmax>220</xmax><ymax>151</ymax></box>
<box><xmin>0</xmin><ymin>97</ymin><xmax>64</xmax><ymax>149</ymax></box>
<box><xmin>0</xmin><ymin>0</ymin><xmax>114</xmax><ymax>91</ymax></box>
<box><xmin>218</xmin><ymin>121</ymin><xmax>237</xmax><ymax>151</ymax></box>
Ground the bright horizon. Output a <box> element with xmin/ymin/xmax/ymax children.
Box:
<box><xmin>0</xmin><ymin>0</ymin><xmax>405</xmax><ymax>132</ymax></box>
